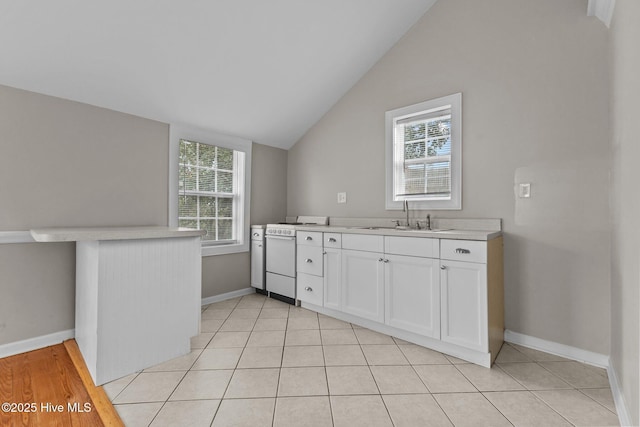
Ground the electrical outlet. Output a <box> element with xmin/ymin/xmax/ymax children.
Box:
<box><xmin>337</xmin><ymin>192</ymin><xmax>347</xmax><ymax>204</ymax></box>
<box><xmin>519</xmin><ymin>183</ymin><xmax>531</xmax><ymax>198</ymax></box>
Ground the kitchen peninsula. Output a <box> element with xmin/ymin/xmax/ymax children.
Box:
<box><xmin>30</xmin><ymin>226</ymin><xmax>205</xmax><ymax>385</ymax></box>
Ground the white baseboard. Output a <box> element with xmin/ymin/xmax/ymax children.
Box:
<box><xmin>504</xmin><ymin>329</ymin><xmax>609</xmax><ymax>368</ymax></box>
<box><xmin>0</xmin><ymin>288</ymin><xmax>257</xmax><ymax>359</ymax></box>
<box><xmin>0</xmin><ymin>329</ymin><xmax>75</xmax><ymax>359</ymax></box>
<box><xmin>607</xmin><ymin>359</ymin><xmax>633</xmax><ymax>427</ymax></box>
<box><xmin>201</xmin><ymin>287</ymin><xmax>256</xmax><ymax>306</ymax></box>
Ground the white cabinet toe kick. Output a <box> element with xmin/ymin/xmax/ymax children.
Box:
<box><xmin>295</xmin><ymin>231</ymin><xmax>504</xmax><ymax>367</ymax></box>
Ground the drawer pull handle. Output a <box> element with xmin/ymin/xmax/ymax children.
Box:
<box><xmin>305</xmin><ymin>258</ymin><xmax>313</xmax><ymax>263</ymax></box>
<box><xmin>455</xmin><ymin>248</ymin><xmax>471</xmax><ymax>254</ymax></box>
<box><xmin>441</xmin><ymin>265</ymin><xmax>447</xmax><ymax>270</ymax></box>
<box><xmin>258</xmin><ymin>244</ymin><xmax>262</xmax><ymax>247</ymax></box>
<box><xmin>328</xmin><ymin>238</ymin><xmax>336</xmax><ymax>243</ymax></box>
<box><xmin>305</xmin><ymin>236</ymin><xmax>313</xmax><ymax>241</ymax></box>
<box><xmin>253</xmin><ymin>232</ymin><xmax>260</xmax><ymax>237</ymax></box>
<box><xmin>378</xmin><ymin>258</ymin><xmax>384</xmax><ymax>262</ymax></box>
<box><xmin>305</xmin><ymin>286</ymin><xmax>313</xmax><ymax>292</ymax></box>
<box><xmin>383</xmin><ymin>259</ymin><xmax>389</xmax><ymax>263</ymax></box>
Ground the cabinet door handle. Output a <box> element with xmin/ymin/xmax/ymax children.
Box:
<box><xmin>305</xmin><ymin>286</ymin><xmax>313</xmax><ymax>291</ymax></box>
<box><xmin>378</xmin><ymin>258</ymin><xmax>384</xmax><ymax>262</ymax></box>
<box><xmin>258</xmin><ymin>244</ymin><xmax>262</xmax><ymax>247</ymax></box>
<box><xmin>441</xmin><ymin>265</ymin><xmax>447</xmax><ymax>270</ymax></box>
<box><xmin>305</xmin><ymin>258</ymin><xmax>313</xmax><ymax>263</ymax></box>
<box><xmin>305</xmin><ymin>236</ymin><xmax>313</xmax><ymax>241</ymax></box>
<box><xmin>455</xmin><ymin>248</ymin><xmax>471</xmax><ymax>254</ymax></box>
<box><xmin>253</xmin><ymin>232</ymin><xmax>260</xmax><ymax>237</ymax></box>
<box><xmin>328</xmin><ymin>237</ymin><xmax>336</xmax><ymax>243</ymax></box>
<box><xmin>383</xmin><ymin>259</ymin><xmax>389</xmax><ymax>263</ymax></box>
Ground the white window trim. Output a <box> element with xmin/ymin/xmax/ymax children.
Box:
<box><xmin>385</xmin><ymin>93</ymin><xmax>462</xmax><ymax>210</ymax></box>
<box><xmin>169</xmin><ymin>124</ymin><xmax>252</xmax><ymax>256</ymax></box>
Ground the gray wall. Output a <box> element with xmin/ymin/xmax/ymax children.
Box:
<box><xmin>201</xmin><ymin>143</ymin><xmax>288</xmax><ymax>298</ymax></box>
<box><xmin>288</xmin><ymin>0</ymin><xmax>611</xmax><ymax>354</ymax></box>
<box><xmin>610</xmin><ymin>0</ymin><xmax>640</xmax><ymax>423</ymax></box>
<box><xmin>0</xmin><ymin>84</ymin><xmax>169</xmax><ymax>345</ymax></box>
<box><xmin>0</xmin><ymin>85</ymin><xmax>288</xmax><ymax>345</ymax></box>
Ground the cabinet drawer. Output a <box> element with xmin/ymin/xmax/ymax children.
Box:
<box><xmin>440</xmin><ymin>239</ymin><xmax>487</xmax><ymax>263</ymax></box>
<box><xmin>297</xmin><ymin>231</ymin><xmax>322</xmax><ymax>247</ymax></box>
<box><xmin>297</xmin><ymin>273</ymin><xmax>323</xmax><ymax>306</ymax></box>
<box><xmin>384</xmin><ymin>236</ymin><xmax>439</xmax><ymax>258</ymax></box>
<box><xmin>342</xmin><ymin>233</ymin><xmax>384</xmax><ymax>253</ymax></box>
<box><xmin>297</xmin><ymin>245</ymin><xmax>323</xmax><ymax>276</ymax></box>
<box><xmin>324</xmin><ymin>233</ymin><xmax>342</xmax><ymax>249</ymax></box>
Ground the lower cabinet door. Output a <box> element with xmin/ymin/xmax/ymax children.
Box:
<box><xmin>341</xmin><ymin>249</ymin><xmax>384</xmax><ymax>322</ymax></box>
<box><xmin>323</xmin><ymin>247</ymin><xmax>342</xmax><ymax>310</ymax></box>
<box><xmin>440</xmin><ymin>260</ymin><xmax>488</xmax><ymax>352</ymax></box>
<box><xmin>384</xmin><ymin>255</ymin><xmax>440</xmax><ymax>338</ymax></box>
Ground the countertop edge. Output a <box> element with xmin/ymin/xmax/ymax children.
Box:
<box><xmin>30</xmin><ymin>226</ymin><xmax>206</xmax><ymax>242</ymax></box>
<box><xmin>291</xmin><ymin>225</ymin><xmax>501</xmax><ymax>241</ymax></box>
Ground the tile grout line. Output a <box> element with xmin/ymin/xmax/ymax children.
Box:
<box><xmin>481</xmin><ymin>347</ymin><xmax>582</xmax><ymax>427</ymax></box>
<box><xmin>207</xmin><ymin>297</ymin><xmax>241</xmax><ymax>425</ymax></box>
<box><xmin>495</xmin><ymin>356</ymin><xmax>578</xmax><ymax>423</ymax></box>
<box><xmin>575</xmin><ymin>388</ymin><xmax>619</xmax><ymax>415</ymax></box>
<box><xmin>449</xmin><ymin>360</ymin><xmax>516</xmax><ymax>426</ymax></box>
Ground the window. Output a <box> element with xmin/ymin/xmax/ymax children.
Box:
<box><xmin>385</xmin><ymin>93</ymin><xmax>461</xmax><ymax>210</ymax></box>
<box><xmin>169</xmin><ymin>125</ymin><xmax>252</xmax><ymax>256</ymax></box>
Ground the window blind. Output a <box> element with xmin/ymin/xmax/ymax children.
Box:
<box><xmin>395</xmin><ymin>106</ymin><xmax>452</xmax><ymax>199</ymax></box>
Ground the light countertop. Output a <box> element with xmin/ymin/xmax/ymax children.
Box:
<box><xmin>30</xmin><ymin>226</ymin><xmax>206</xmax><ymax>242</ymax></box>
<box><xmin>292</xmin><ymin>225</ymin><xmax>501</xmax><ymax>241</ymax></box>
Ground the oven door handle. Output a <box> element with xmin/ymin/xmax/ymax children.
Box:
<box><xmin>266</xmin><ymin>235</ymin><xmax>296</xmax><ymax>241</ymax></box>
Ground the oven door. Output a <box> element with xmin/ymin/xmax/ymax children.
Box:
<box><xmin>266</xmin><ymin>235</ymin><xmax>296</xmax><ymax>277</ymax></box>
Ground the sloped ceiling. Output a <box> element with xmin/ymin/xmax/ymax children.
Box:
<box><xmin>0</xmin><ymin>0</ymin><xmax>437</xmax><ymax>149</ymax></box>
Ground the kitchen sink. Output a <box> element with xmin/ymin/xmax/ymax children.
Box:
<box><xmin>398</xmin><ymin>228</ymin><xmax>452</xmax><ymax>232</ymax></box>
<box><xmin>347</xmin><ymin>226</ymin><xmax>452</xmax><ymax>232</ymax></box>
<box><xmin>352</xmin><ymin>226</ymin><xmax>396</xmax><ymax>230</ymax></box>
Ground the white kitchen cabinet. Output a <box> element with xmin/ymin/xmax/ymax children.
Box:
<box><xmin>296</xmin><ymin>231</ymin><xmax>324</xmax><ymax>305</ymax></box>
<box><xmin>297</xmin><ymin>228</ymin><xmax>503</xmax><ymax>368</ymax></box>
<box><xmin>297</xmin><ymin>272</ymin><xmax>323</xmax><ymax>306</ymax></box>
<box><xmin>323</xmin><ymin>246</ymin><xmax>342</xmax><ymax>311</ymax></box>
<box><xmin>250</xmin><ymin>239</ymin><xmax>264</xmax><ymax>289</ymax></box>
<box><xmin>440</xmin><ymin>260</ymin><xmax>487</xmax><ymax>352</ymax></box>
<box><xmin>385</xmin><ymin>254</ymin><xmax>440</xmax><ymax>338</ymax></box>
<box><xmin>439</xmin><ymin>236</ymin><xmax>504</xmax><ymax>362</ymax></box>
<box><xmin>341</xmin><ymin>249</ymin><xmax>385</xmax><ymax>322</ymax></box>
<box><xmin>297</xmin><ymin>244</ymin><xmax>323</xmax><ymax>276</ymax></box>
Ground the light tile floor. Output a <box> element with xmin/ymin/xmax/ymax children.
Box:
<box><xmin>105</xmin><ymin>293</ymin><xmax>619</xmax><ymax>427</ymax></box>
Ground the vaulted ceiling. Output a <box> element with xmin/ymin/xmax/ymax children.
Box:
<box><xmin>0</xmin><ymin>0</ymin><xmax>438</xmax><ymax>149</ymax></box>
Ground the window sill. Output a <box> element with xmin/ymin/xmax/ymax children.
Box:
<box><xmin>201</xmin><ymin>242</ymin><xmax>249</xmax><ymax>257</ymax></box>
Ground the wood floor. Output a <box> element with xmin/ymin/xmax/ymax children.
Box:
<box><xmin>0</xmin><ymin>340</ymin><xmax>123</xmax><ymax>426</ymax></box>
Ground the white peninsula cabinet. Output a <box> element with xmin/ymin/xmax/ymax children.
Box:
<box><xmin>296</xmin><ymin>229</ymin><xmax>504</xmax><ymax>367</ymax></box>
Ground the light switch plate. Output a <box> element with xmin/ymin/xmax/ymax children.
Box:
<box><xmin>337</xmin><ymin>192</ymin><xmax>347</xmax><ymax>204</ymax></box>
<box><xmin>519</xmin><ymin>183</ymin><xmax>531</xmax><ymax>198</ymax></box>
